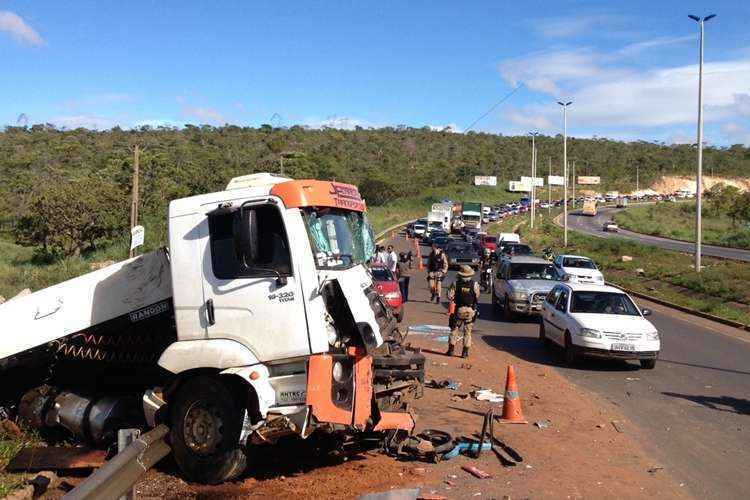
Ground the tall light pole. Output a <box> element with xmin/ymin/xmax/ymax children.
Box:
<box><xmin>529</xmin><ymin>132</ymin><xmax>539</xmax><ymax>228</ymax></box>
<box><xmin>571</xmin><ymin>160</ymin><xmax>576</xmax><ymax>206</ymax></box>
<box><xmin>689</xmin><ymin>13</ymin><xmax>715</xmax><ymax>273</ymax></box>
<box><xmin>558</xmin><ymin>101</ymin><xmax>573</xmax><ymax>246</ymax></box>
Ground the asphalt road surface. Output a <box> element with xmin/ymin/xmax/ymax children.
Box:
<box><xmin>417</xmin><ymin>239</ymin><xmax>750</xmax><ymax>499</ymax></box>
<box><xmin>565</xmin><ymin>206</ymin><xmax>750</xmax><ymax>263</ymax></box>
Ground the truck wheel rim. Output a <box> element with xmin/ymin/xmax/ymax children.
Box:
<box><xmin>183</xmin><ymin>402</ymin><xmax>224</xmax><ymax>455</ymax></box>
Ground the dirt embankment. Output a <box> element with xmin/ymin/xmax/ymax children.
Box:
<box><xmin>651</xmin><ymin>176</ymin><xmax>750</xmax><ymax>194</ymax></box>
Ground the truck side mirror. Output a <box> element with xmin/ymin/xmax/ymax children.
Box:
<box><xmin>234</xmin><ymin>207</ymin><xmax>259</xmax><ymax>264</ymax></box>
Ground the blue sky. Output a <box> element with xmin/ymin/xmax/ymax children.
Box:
<box><xmin>2</xmin><ymin>1</ymin><xmax>749</xmax><ymax>144</ymax></box>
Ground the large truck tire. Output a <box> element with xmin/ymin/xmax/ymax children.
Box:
<box><xmin>170</xmin><ymin>376</ymin><xmax>247</xmax><ymax>484</ymax></box>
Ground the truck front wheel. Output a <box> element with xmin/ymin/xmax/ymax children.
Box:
<box><xmin>170</xmin><ymin>376</ymin><xmax>247</xmax><ymax>484</ymax></box>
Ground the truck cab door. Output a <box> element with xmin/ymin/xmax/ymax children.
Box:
<box><xmin>200</xmin><ymin>202</ymin><xmax>311</xmax><ymax>361</ymax></box>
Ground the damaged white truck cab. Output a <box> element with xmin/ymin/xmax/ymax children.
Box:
<box><xmin>2</xmin><ymin>173</ymin><xmax>423</xmax><ymax>485</ymax></box>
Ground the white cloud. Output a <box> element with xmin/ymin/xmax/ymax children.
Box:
<box><xmin>616</xmin><ymin>35</ymin><xmax>695</xmax><ymax>57</ymax></box>
<box><xmin>0</xmin><ymin>11</ymin><xmax>44</xmax><ymax>47</ymax></box>
<box><xmin>132</xmin><ymin>119</ymin><xmax>181</xmax><ymax>129</ymax></box>
<box><xmin>49</xmin><ymin>115</ymin><xmax>114</xmax><ymax>130</ymax></box>
<box><xmin>428</xmin><ymin>123</ymin><xmax>462</xmax><ymax>133</ymax></box>
<box><xmin>177</xmin><ymin>96</ymin><xmax>225</xmax><ymax>125</ymax></box>
<box><xmin>722</xmin><ymin>122</ymin><xmax>750</xmax><ymax>146</ymax></box>
<box><xmin>498</xmin><ymin>41</ymin><xmax>750</xmax><ymax>137</ymax></box>
<box><xmin>505</xmin><ymin>110</ymin><xmax>553</xmax><ymax>131</ymax></box>
<box><xmin>533</xmin><ymin>14</ymin><xmax>628</xmax><ymax>38</ymax></box>
<box><xmin>305</xmin><ymin>115</ymin><xmax>373</xmax><ymax>130</ymax></box>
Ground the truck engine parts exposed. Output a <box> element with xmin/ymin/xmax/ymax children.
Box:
<box><xmin>19</xmin><ymin>386</ymin><xmax>140</xmax><ymax>445</ymax></box>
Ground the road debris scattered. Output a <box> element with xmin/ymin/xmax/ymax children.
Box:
<box><xmin>472</xmin><ymin>389</ymin><xmax>504</xmax><ymax>403</ymax></box>
<box><xmin>427</xmin><ymin>379</ymin><xmax>461</xmax><ymax>390</ymax></box>
<box><xmin>611</xmin><ymin>420</ymin><xmax>625</xmax><ymax>433</ymax></box>
<box><xmin>461</xmin><ymin>465</ymin><xmax>491</xmax><ymax>479</ymax></box>
<box><xmin>534</xmin><ymin>419</ymin><xmax>552</xmax><ymax>430</ymax></box>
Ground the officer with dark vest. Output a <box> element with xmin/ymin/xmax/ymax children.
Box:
<box><xmin>447</xmin><ymin>265</ymin><xmax>480</xmax><ymax>358</ymax></box>
<box><xmin>426</xmin><ymin>243</ymin><xmax>449</xmax><ymax>303</ymax></box>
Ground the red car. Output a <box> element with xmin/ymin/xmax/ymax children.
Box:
<box><xmin>476</xmin><ymin>234</ymin><xmax>498</xmax><ymax>252</ymax></box>
<box><xmin>370</xmin><ymin>265</ymin><xmax>404</xmax><ymax>322</ymax></box>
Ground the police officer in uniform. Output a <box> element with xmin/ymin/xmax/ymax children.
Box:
<box><xmin>427</xmin><ymin>243</ymin><xmax>449</xmax><ymax>303</ymax></box>
<box><xmin>447</xmin><ymin>265</ymin><xmax>480</xmax><ymax>358</ymax></box>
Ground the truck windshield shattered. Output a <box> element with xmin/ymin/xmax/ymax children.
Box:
<box><xmin>303</xmin><ymin>207</ymin><xmax>375</xmax><ymax>269</ymax></box>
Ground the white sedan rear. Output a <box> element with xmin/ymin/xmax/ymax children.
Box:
<box><xmin>540</xmin><ymin>283</ymin><xmax>660</xmax><ymax>369</ymax></box>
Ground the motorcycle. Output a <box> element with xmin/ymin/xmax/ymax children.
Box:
<box><xmin>542</xmin><ymin>246</ymin><xmax>555</xmax><ymax>262</ymax></box>
<box><xmin>480</xmin><ymin>265</ymin><xmax>493</xmax><ymax>293</ymax></box>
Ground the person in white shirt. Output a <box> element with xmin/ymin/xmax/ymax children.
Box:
<box><xmin>386</xmin><ymin>245</ymin><xmax>398</xmax><ymax>273</ymax></box>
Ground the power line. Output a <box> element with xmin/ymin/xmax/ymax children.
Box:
<box><xmin>463</xmin><ymin>84</ymin><xmax>523</xmax><ymax>133</ymax></box>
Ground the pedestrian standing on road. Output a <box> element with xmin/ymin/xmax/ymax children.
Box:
<box><xmin>397</xmin><ymin>252</ymin><xmax>411</xmax><ymax>302</ymax></box>
<box><xmin>386</xmin><ymin>245</ymin><xmax>398</xmax><ymax>274</ymax></box>
<box><xmin>447</xmin><ymin>265</ymin><xmax>479</xmax><ymax>358</ymax></box>
<box><xmin>374</xmin><ymin>245</ymin><xmax>387</xmax><ymax>265</ymax></box>
<box><xmin>427</xmin><ymin>243</ymin><xmax>449</xmax><ymax>303</ymax></box>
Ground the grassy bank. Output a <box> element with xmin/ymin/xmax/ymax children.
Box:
<box><xmin>491</xmin><ymin>210</ymin><xmax>750</xmax><ymax>326</ymax></box>
<box><xmin>613</xmin><ymin>202</ymin><xmax>750</xmax><ymax>249</ymax></box>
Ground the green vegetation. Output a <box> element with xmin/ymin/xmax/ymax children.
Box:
<box><xmin>614</xmin><ymin>186</ymin><xmax>750</xmax><ymax>249</ymax></box>
<box><xmin>511</xmin><ymin>213</ymin><xmax>750</xmax><ymax>325</ymax></box>
<box><xmin>2</xmin><ymin>125</ymin><xmax>749</xmax><ymax>262</ymax></box>
<box><xmin>0</xmin><ymin>427</ymin><xmax>39</xmax><ymax>497</ymax></box>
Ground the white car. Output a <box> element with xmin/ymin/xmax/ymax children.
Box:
<box><xmin>602</xmin><ymin>221</ymin><xmax>619</xmax><ymax>232</ymax></box>
<box><xmin>540</xmin><ymin>283</ymin><xmax>660</xmax><ymax>369</ymax></box>
<box><xmin>553</xmin><ymin>255</ymin><xmax>605</xmax><ymax>285</ymax></box>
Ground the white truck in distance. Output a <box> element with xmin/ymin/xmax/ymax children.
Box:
<box><xmin>430</xmin><ymin>203</ymin><xmax>453</xmax><ymax>232</ymax></box>
<box><xmin>0</xmin><ymin>173</ymin><xmax>424</xmax><ymax>484</ymax></box>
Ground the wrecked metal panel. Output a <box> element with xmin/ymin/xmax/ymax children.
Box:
<box><xmin>0</xmin><ymin>249</ymin><xmax>172</xmax><ymax>361</ymax></box>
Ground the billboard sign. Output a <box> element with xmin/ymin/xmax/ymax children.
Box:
<box><xmin>547</xmin><ymin>175</ymin><xmax>564</xmax><ymax>186</ymax></box>
<box><xmin>508</xmin><ymin>181</ymin><xmax>531</xmax><ymax>192</ymax></box>
<box><xmin>474</xmin><ymin>175</ymin><xmax>497</xmax><ymax>186</ymax></box>
<box><xmin>520</xmin><ymin>176</ymin><xmax>544</xmax><ymax>187</ymax></box>
<box><xmin>578</xmin><ymin>176</ymin><xmax>601</xmax><ymax>185</ymax></box>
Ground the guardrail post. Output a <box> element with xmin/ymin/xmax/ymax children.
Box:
<box><xmin>118</xmin><ymin>429</ymin><xmax>141</xmax><ymax>500</ymax></box>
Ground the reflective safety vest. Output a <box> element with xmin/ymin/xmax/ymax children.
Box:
<box><xmin>428</xmin><ymin>252</ymin><xmax>446</xmax><ymax>272</ymax></box>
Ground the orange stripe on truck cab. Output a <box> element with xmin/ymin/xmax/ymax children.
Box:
<box><xmin>270</xmin><ymin>179</ymin><xmax>366</xmax><ymax>212</ymax></box>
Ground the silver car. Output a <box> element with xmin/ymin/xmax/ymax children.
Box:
<box><xmin>492</xmin><ymin>256</ymin><xmax>559</xmax><ymax>321</ymax></box>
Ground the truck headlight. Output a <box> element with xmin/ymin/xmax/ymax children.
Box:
<box><xmin>646</xmin><ymin>331</ymin><xmax>660</xmax><ymax>341</ymax></box>
<box><xmin>595</xmin><ymin>275</ymin><xmax>605</xmax><ymax>283</ymax></box>
<box><xmin>579</xmin><ymin>328</ymin><xmax>602</xmax><ymax>338</ymax></box>
<box><xmin>511</xmin><ymin>292</ymin><xmax>528</xmax><ymax>301</ymax></box>
<box><xmin>332</xmin><ymin>361</ymin><xmax>346</xmax><ymax>382</ymax></box>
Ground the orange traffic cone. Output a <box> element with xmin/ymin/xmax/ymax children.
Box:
<box><xmin>418</xmin><ymin>245</ymin><xmax>424</xmax><ymax>270</ymax></box>
<box><xmin>498</xmin><ymin>365</ymin><xmax>527</xmax><ymax>424</ymax></box>
<box><xmin>447</xmin><ymin>301</ymin><xmax>456</xmax><ymax>316</ymax></box>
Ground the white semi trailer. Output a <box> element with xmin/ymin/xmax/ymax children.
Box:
<box><xmin>0</xmin><ymin>173</ymin><xmax>423</xmax><ymax>484</ymax></box>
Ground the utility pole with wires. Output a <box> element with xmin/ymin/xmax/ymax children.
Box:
<box><xmin>528</xmin><ymin>132</ymin><xmax>539</xmax><ymax>228</ymax></box>
<box><xmin>558</xmin><ymin>100</ymin><xmax>573</xmax><ymax>247</ymax></box>
<box><xmin>571</xmin><ymin>160</ymin><xmax>576</xmax><ymax>206</ymax></box>
<box><xmin>129</xmin><ymin>144</ymin><xmax>141</xmax><ymax>259</ymax></box>
<box><xmin>548</xmin><ymin>156</ymin><xmax>552</xmax><ymax>214</ymax></box>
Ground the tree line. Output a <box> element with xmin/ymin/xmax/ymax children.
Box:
<box><xmin>2</xmin><ymin>124</ymin><xmax>749</xmax><ymax>260</ymax></box>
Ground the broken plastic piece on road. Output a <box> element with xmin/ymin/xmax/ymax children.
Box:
<box><xmin>443</xmin><ymin>441</ymin><xmax>492</xmax><ymax>460</ymax></box>
<box><xmin>472</xmin><ymin>389</ymin><xmax>503</xmax><ymax>403</ymax></box>
<box><xmin>408</xmin><ymin>325</ymin><xmax>452</xmax><ymax>336</ymax></box>
<box><xmin>461</xmin><ymin>465</ymin><xmax>491</xmax><ymax>479</ymax></box>
<box><xmin>534</xmin><ymin>419</ymin><xmax>551</xmax><ymax>430</ymax></box>
<box><xmin>359</xmin><ymin>488</ymin><xmax>421</xmax><ymax>500</ymax></box>
<box><xmin>427</xmin><ymin>379</ymin><xmax>461</xmax><ymax>390</ymax></box>
<box><xmin>611</xmin><ymin>420</ymin><xmax>625</xmax><ymax>433</ymax></box>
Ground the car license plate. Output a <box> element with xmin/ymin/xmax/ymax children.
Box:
<box><xmin>611</xmin><ymin>343</ymin><xmax>635</xmax><ymax>351</ymax></box>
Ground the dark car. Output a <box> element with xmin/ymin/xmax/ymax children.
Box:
<box><xmin>445</xmin><ymin>242</ymin><xmax>480</xmax><ymax>269</ymax></box>
<box><xmin>423</xmin><ymin>229</ymin><xmax>448</xmax><ymax>245</ymax></box>
<box><xmin>497</xmin><ymin>242</ymin><xmax>534</xmax><ymax>259</ymax></box>
<box><xmin>432</xmin><ymin>235</ymin><xmax>450</xmax><ymax>249</ymax></box>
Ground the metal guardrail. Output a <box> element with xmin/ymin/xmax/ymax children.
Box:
<box><xmin>375</xmin><ymin>219</ymin><xmax>415</xmax><ymax>243</ymax></box>
<box><xmin>63</xmin><ymin>425</ymin><xmax>171</xmax><ymax>500</ymax></box>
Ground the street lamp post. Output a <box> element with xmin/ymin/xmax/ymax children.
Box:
<box><xmin>689</xmin><ymin>13</ymin><xmax>715</xmax><ymax>273</ymax></box>
<box><xmin>529</xmin><ymin>132</ymin><xmax>539</xmax><ymax>228</ymax></box>
<box><xmin>558</xmin><ymin>101</ymin><xmax>573</xmax><ymax>247</ymax></box>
